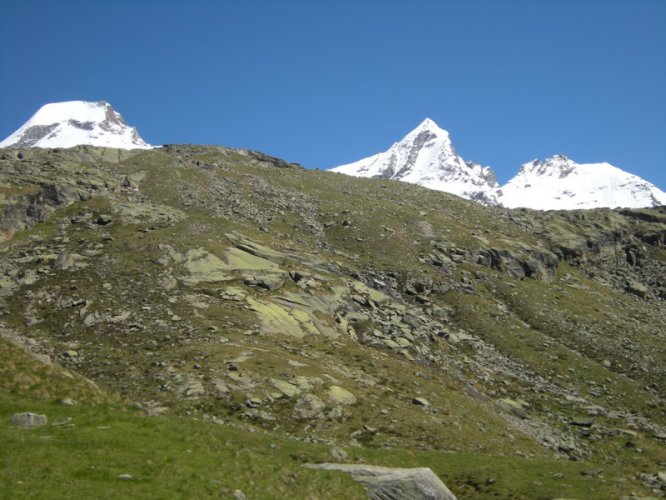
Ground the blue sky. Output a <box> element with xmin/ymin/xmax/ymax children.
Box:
<box><xmin>1</xmin><ymin>0</ymin><xmax>665</xmax><ymax>187</ymax></box>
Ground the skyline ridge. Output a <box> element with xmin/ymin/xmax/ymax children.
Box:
<box><xmin>2</xmin><ymin>100</ymin><xmax>665</xmax><ymax>205</ymax></box>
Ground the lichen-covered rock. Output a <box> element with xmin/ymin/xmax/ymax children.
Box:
<box><xmin>327</xmin><ymin>385</ymin><xmax>356</xmax><ymax>405</ymax></box>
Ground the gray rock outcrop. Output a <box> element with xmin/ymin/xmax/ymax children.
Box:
<box><xmin>305</xmin><ymin>463</ymin><xmax>457</xmax><ymax>500</ymax></box>
<box><xmin>11</xmin><ymin>412</ymin><xmax>48</xmax><ymax>428</ymax></box>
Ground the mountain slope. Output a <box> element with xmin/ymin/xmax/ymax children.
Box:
<box><xmin>0</xmin><ymin>101</ymin><xmax>151</xmax><ymax>149</ymax></box>
<box><xmin>1</xmin><ymin>147</ymin><xmax>665</xmax><ymax>497</ymax></box>
<box><xmin>500</xmin><ymin>155</ymin><xmax>666</xmax><ymax>210</ymax></box>
<box><xmin>331</xmin><ymin>119</ymin><xmax>501</xmax><ymax>205</ymax></box>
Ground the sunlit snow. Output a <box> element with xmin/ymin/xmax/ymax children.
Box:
<box><xmin>332</xmin><ymin>118</ymin><xmax>501</xmax><ymax>205</ymax></box>
<box><xmin>0</xmin><ymin>101</ymin><xmax>151</xmax><ymax>149</ymax></box>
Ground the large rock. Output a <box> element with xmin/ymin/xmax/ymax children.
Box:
<box><xmin>52</xmin><ymin>252</ymin><xmax>75</xmax><ymax>270</ymax></box>
<box><xmin>627</xmin><ymin>280</ymin><xmax>648</xmax><ymax>298</ymax></box>
<box><xmin>293</xmin><ymin>394</ymin><xmax>326</xmax><ymax>419</ymax></box>
<box><xmin>327</xmin><ymin>385</ymin><xmax>357</xmax><ymax>405</ymax></box>
<box><xmin>11</xmin><ymin>412</ymin><xmax>48</xmax><ymax>428</ymax></box>
<box><xmin>305</xmin><ymin>463</ymin><xmax>457</xmax><ymax>500</ymax></box>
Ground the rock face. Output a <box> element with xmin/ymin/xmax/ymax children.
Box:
<box><xmin>305</xmin><ymin>463</ymin><xmax>457</xmax><ymax>500</ymax></box>
<box><xmin>0</xmin><ymin>101</ymin><xmax>151</xmax><ymax>149</ymax></box>
<box><xmin>331</xmin><ymin>119</ymin><xmax>500</xmax><ymax>205</ymax></box>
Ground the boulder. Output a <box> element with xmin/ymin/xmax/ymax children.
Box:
<box><xmin>412</xmin><ymin>397</ymin><xmax>431</xmax><ymax>407</ymax></box>
<box><xmin>327</xmin><ymin>385</ymin><xmax>357</xmax><ymax>405</ymax></box>
<box><xmin>11</xmin><ymin>412</ymin><xmax>48</xmax><ymax>428</ymax></box>
<box><xmin>305</xmin><ymin>463</ymin><xmax>457</xmax><ymax>500</ymax></box>
<box><xmin>627</xmin><ymin>280</ymin><xmax>648</xmax><ymax>298</ymax></box>
<box><xmin>96</xmin><ymin>214</ymin><xmax>113</xmax><ymax>225</ymax></box>
<box><xmin>293</xmin><ymin>394</ymin><xmax>326</xmax><ymax>419</ymax></box>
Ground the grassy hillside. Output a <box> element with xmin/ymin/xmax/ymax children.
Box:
<box><xmin>1</xmin><ymin>145</ymin><xmax>664</xmax><ymax>498</ymax></box>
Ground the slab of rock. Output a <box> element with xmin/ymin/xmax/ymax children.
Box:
<box><xmin>496</xmin><ymin>398</ymin><xmax>528</xmax><ymax>419</ymax></box>
<box><xmin>327</xmin><ymin>385</ymin><xmax>357</xmax><ymax>405</ymax></box>
<box><xmin>305</xmin><ymin>463</ymin><xmax>457</xmax><ymax>499</ymax></box>
<box><xmin>270</xmin><ymin>378</ymin><xmax>301</xmax><ymax>398</ymax></box>
<box><xmin>176</xmin><ymin>375</ymin><xmax>205</xmax><ymax>398</ymax></box>
<box><xmin>11</xmin><ymin>412</ymin><xmax>48</xmax><ymax>428</ymax></box>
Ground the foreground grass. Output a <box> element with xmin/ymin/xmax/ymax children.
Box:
<box><xmin>0</xmin><ymin>396</ymin><xmax>364</xmax><ymax>499</ymax></box>
<box><xmin>0</xmin><ymin>396</ymin><xmax>652</xmax><ymax>499</ymax></box>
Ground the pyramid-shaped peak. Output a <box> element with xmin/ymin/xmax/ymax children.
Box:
<box><xmin>331</xmin><ymin>117</ymin><xmax>500</xmax><ymax>205</ymax></box>
<box><xmin>410</xmin><ymin>118</ymin><xmax>450</xmax><ymax>137</ymax></box>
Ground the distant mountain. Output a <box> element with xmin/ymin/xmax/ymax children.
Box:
<box><xmin>500</xmin><ymin>155</ymin><xmax>666</xmax><ymax>210</ymax></box>
<box><xmin>331</xmin><ymin>120</ymin><xmax>665</xmax><ymax>210</ymax></box>
<box><xmin>0</xmin><ymin>101</ymin><xmax>151</xmax><ymax>149</ymax></box>
<box><xmin>331</xmin><ymin>118</ymin><xmax>501</xmax><ymax>205</ymax></box>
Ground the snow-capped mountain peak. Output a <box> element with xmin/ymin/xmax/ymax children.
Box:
<box><xmin>331</xmin><ymin>118</ymin><xmax>500</xmax><ymax>205</ymax></box>
<box><xmin>0</xmin><ymin>100</ymin><xmax>151</xmax><ymax>149</ymax></box>
<box><xmin>407</xmin><ymin>117</ymin><xmax>449</xmax><ymax>138</ymax></box>
<box><xmin>500</xmin><ymin>155</ymin><xmax>666</xmax><ymax>210</ymax></box>
<box><xmin>331</xmin><ymin>117</ymin><xmax>665</xmax><ymax>210</ymax></box>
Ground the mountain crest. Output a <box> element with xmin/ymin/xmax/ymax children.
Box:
<box><xmin>520</xmin><ymin>155</ymin><xmax>577</xmax><ymax>178</ymax></box>
<box><xmin>409</xmin><ymin>117</ymin><xmax>449</xmax><ymax>137</ymax></box>
<box><xmin>0</xmin><ymin>100</ymin><xmax>151</xmax><ymax>149</ymax></box>
<box><xmin>331</xmin><ymin>118</ymin><xmax>501</xmax><ymax>205</ymax></box>
<box><xmin>502</xmin><ymin>156</ymin><xmax>666</xmax><ymax>210</ymax></box>
<box><xmin>332</xmin><ymin>119</ymin><xmax>666</xmax><ymax>210</ymax></box>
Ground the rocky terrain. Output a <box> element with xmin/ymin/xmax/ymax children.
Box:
<box><xmin>1</xmin><ymin>144</ymin><xmax>665</xmax><ymax>498</ymax></box>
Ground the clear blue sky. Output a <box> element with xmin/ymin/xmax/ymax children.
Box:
<box><xmin>1</xmin><ymin>0</ymin><xmax>665</xmax><ymax>187</ymax></box>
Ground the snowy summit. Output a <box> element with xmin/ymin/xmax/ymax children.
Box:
<box><xmin>332</xmin><ymin>119</ymin><xmax>666</xmax><ymax>210</ymax></box>
<box><xmin>0</xmin><ymin>101</ymin><xmax>151</xmax><ymax>149</ymax></box>
<box><xmin>331</xmin><ymin>118</ymin><xmax>501</xmax><ymax>205</ymax></box>
<box><xmin>500</xmin><ymin>155</ymin><xmax>666</xmax><ymax>210</ymax></box>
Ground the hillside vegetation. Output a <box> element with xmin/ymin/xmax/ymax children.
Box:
<box><xmin>1</xmin><ymin>145</ymin><xmax>665</xmax><ymax>498</ymax></box>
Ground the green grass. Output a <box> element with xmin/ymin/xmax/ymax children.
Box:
<box><xmin>0</xmin><ymin>395</ymin><xmax>655</xmax><ymax>499</ymax></box>
<box><xmin>0</xmin><ymin>396</ymin><xmax>365</xmax><ymax>499</ymax></box>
